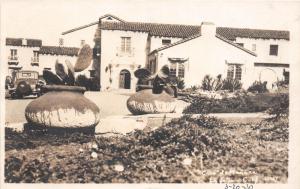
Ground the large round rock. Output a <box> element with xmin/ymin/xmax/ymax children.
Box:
<box><xmin>127</xmin><ymin>89</ymin><xmax>177</xmax><ymax>115</ymax></box>
<box><xmin>25</xmin><ymin>85</ymin><xmax>100</xmax><ymax>133</ymax></box>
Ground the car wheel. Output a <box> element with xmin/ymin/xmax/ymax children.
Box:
<box><xmin>16</xmin><ymin>81</ymin><xmax>31</xmax><ymax>97</ymax></box>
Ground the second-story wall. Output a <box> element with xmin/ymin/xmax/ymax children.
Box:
<box><xmin>100</xmin><ymin>29</ymin><xmax>149</xmax><ymax>90</ymax></box>
<box><xmin>234</xmin><ymin>37</ymin><xmax>290</xmax><ymax>63</ymax></box>
<box><xmin>149</xmin><ymin>36</ymin><xmax>183</xmax><ymax>52</ymax></box>
<box><xmin>6</xmin><ymin>45</ymin><xmax>40</xmax><ymax>75</ymax></box>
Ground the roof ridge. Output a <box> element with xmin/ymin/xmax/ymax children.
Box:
<box><xmin>122</xmin><ymin>21</ymin><xmax>201</xmax><ymax>27</ymax></box>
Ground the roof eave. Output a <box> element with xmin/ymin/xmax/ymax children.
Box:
<box><xmin>216</xmin><ymin>34</ymin><xmax>257</xmax><ymax>56</ymax></box>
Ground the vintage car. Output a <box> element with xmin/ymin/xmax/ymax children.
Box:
<box><xmin>7</xmin><ymin>70</ymin><xmax>44</xmax><ymax>99</ymax></box>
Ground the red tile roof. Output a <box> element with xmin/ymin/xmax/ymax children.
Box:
<box><xmin>216</xmin><ymin>27</ymin><xmax>290</xmax><ymax>40</ymax></box>
<box><xmin>6</xmin><ymin>38</ymin><xmax>42</xmax><ymax>47</ymax></box>
<box><xmin>100</xmin><ymin>22</ymin><xmax>201</xmax><ymax>38</ymax></box>
<box><xmin>100</xmin><ymin>21</ymin><xmax>289</xmax><ymax>40</ymax></box>
<box><xmin>39</xmin><ymin>46</ymin><xmax>79</xmax><ymax>56</ymax></box>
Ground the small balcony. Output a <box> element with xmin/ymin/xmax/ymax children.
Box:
<box><xmin>31</xmin><ymin>57</ymin><xmax>39</xmax><ymax>66</ymax></box>
<box><xmin>8</xmin><ymin>56</ymin><xmax>19</xmax><ymax>65</ymax></box>
<box><xmin>116</xmin><ymin>47</ymin><xmax>135</xmax><ymax>57</ymax></box>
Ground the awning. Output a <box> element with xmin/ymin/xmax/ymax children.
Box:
<box><xmin>254</xmin><ymin>62</ymin><xmax>289</xmax><ymax>68</ymax></box>
<box><xmin>8</xmin><ymin>66</ymin><xmax>22</xmax><ymax>70</ymax></box>
<box><xmin>168</xmin><ymin>57</ymin><xmax>188</xmax><ymax>63</ymax></box>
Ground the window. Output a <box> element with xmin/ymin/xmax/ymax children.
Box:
<box><xmin>81</xmin><ymin>40</ymin><xmax>85</xmax><ymax>46</ymax></box>
<box><xmin>10</xmin><ymin>49</ymin><xmax>17</xmax><ymax>60</ymax></box>
<box><xmin>121</xmin><ymin>37</ymin><xmax>131</xmax><ymax>53</ymax></box>
<box><xmin>162</xmin><ymin>39</ymin><xmax>171</xmax><ymax>46</ymax></box>
<box><xmin>227</xmin><ymin>65</ymin><xmax>234</xmax><ymax>79</ymax></box>
<box><xmin>236</xmin><ymin>43</ymin><xmax>244</xmax><ymax>47</ymax></box>
<box><xmin>235</xmin><ymin>65</ymin><xmax>242</xmax><ymax>80</ymax></box>
<box><xmin>59</xmin><ymin>38</ymin><xmax>64</xmax><ymax>46</ymax></box>
<box><xmin>252</xmin><ymin>44</ymin><xmax>256</xmax><ymax>51</ymax></box>
<box><xmin>269</xmin><ymin>45</ymin><xmax>278</xmax><ymax>56</ymax></box>
<box><xmin>33</xmin><ymin>51</ymin><xmax>39</xmax><ymax>62</ymax></box>
<box><xmin>178</xmin><ymin>63</ymin><xmax>185</xmax><ymax>78</ymax></box>
<box><xmin>170</xmin><ymin>63</ymin><xmax>177</xmax><ymax>77</ymax></box>
<box><xmin>227</xmin><ymin>64</ymin><xmax>242</xmax><ymax>80</ymax></box>
<box><xmin>169</xmin><ymin>62</ymin><xmax>185</xmax><ymax>78</ymax></box>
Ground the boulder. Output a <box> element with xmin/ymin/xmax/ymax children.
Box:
<box><xmin>127</xmin><ymin>89</ymin><xmax>177</xmax><ymax>115</ymax></box>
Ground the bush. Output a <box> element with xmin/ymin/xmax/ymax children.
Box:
<box><xmin>183</xmin><ymin>93</ymin><xmax>287</xmax><ymax>114</ymax></box>
<box><xmin>201</xmin><ymin>75</ymin><xmax>241</xmax><ymax>92</ymax></box>
<box><xmin>247</xmin><ymin>81</ymin><xmax>268</xmax><ymax>93</ymax></box>
<box><xmin>75</xmin><ymin>75</ymin><xmax>99</xmax><ymax>91</ymax></box>
<box><xmin>267</xmin><ymin>93</ymin><xmax>289</xmax><ymax>118</ymax></box>
<box><xmin>201</xmin><ymin>75</ymin><xmax>222</xmax><ymax>91</ymax></box>
<box><xmin>169</xmin><ymin>77</ymin><xmax>185</xmax><ymax>90</ymax></box>
<box><xmin>221</xmin><ymin>78</ymin><xmax>242</xmax><ymax>92</ymax></box>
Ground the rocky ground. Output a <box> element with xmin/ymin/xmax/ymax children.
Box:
<box><xmin>5</xmin><ymin>115</ymin><xmax>288</xmax><ymax>183</ymax></box>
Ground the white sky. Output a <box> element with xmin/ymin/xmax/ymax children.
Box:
<box><xmin>1</xmin><ymin>0</ymin><xmax>300</xmax><ymax>46</ymax></box>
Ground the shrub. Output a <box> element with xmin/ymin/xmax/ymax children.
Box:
<box><xmin>221</xmin><ymin>78</ymin><xmax>242</xmax><ymax>92</ymax></box>
<box><xmin>183</xmin><ymin>93</ymin><xmax>285</xmax><ymax>114</ymax></box>
<box><xmin>201</xmin><ymin>75</ymin><xmax>214</xmax><ymax>91</ymax></box>
<box><xmin>201</xmin><ymin>75</ymin><xmax>241</xmax><ymax>92</ymax></box>
<box><xmin>169</xmin><ymin>77</ymin><xmax>185</xmax><ymax>90</ymax></box>
<box><xmin>75</xmin><ymin>75</ymin><xmax>99</xmax><ymax>91</ymax></box>
<box><xmin>247</xmin><ymin>81</ymin><xmax>268</xmax><ymax>93</ymax></box>
<box><xmin>201</xmin><ymin>74</ymin><xmax>223</xmax><ymax>91</ymax></box>
<box><xmin>267</xmin><ymin>93</ymin><xmax>289</xmax><ymax>118</ymax></box>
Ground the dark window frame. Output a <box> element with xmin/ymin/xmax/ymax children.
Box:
<box><xmin>269</xmin><ymin>44</ymin><xmax>278</xmax><ymax>56</ymax></box>
<box><xmin>162</xmin><ymin>39</ymin><xmax>171</xmax><ymax>46</ymax></box>
<box><xmin>236</xmin><ymin>43</ymin><xmax>244</xmax><ymax>47</ymax></box>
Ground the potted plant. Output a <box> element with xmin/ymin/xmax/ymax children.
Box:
<box><xmin>127</xmin><ymin>65</ymin><xmax>177</xmax><ymax>115</ymax></box>
<box><xmin>25</xmin><ymin>44</ymin><xmax>100</xmax><ymax>134</ymax></box>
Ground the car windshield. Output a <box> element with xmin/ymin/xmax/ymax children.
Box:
<box><xmin>16</xmin><ymin>72</ymin><xmax>38</xmax><ymax>79</ymax></box>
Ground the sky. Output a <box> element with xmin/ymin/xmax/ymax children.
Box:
<box><xmin>1</xmin><ymin>0</ymin><xmax>300</xmax><ymax>46</ymax></box>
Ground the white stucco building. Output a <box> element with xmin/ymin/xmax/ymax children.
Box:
<box><xmin>4</xmin><ymin>38</ymin><xmax>92</xmax><ymax>80</ymax></box>
<box><xmin>55</xmin><ymin>14</ymin><xmax>292</xmax><ymax>90</ymax></box>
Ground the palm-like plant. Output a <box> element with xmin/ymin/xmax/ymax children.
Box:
<box><xmin>134</xmin><ymin>65</ymin><xmax>177</xmax><ymax>96</ymax></box>
<box><xmin>43</xmin><ymin>44</ymin><xmax>93</xmax><ymax>86</ymax></box>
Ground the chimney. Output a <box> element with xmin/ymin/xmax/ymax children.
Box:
<box><xmin>200</xmin><ymin>22</ymin><xmax>216</xmax><ymax>37</ymax></box>
<box><xmin>59</xmin><ymin>38</ymin><xmax>64</xmax><ymax>46</ymax></box>
<box><xmin>22</xmin><ymin>38</ymin><xmax>27</xmax><ymax>46</ymax></box>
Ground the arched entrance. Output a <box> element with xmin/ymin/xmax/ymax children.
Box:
<box><xmin>259</xmin><ymin>68</ymin><xmax>278</xmax><ymax>89</ymax></box>
<box><xmin>119</xmin><ymin>69</ymin><xmax>131</xmax><ymax>89</ymax></box>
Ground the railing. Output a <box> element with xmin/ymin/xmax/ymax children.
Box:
<box><xmin>116</xmin><ymin>47</ymin><xmax>135</xmax><ymax>57</ymax></box>
<box><xmin>8</xmin><ymin>56</ymin><xmax>19</xmax><ymax>65</ymax></box>
<box><xmin>31</xmin><ymin>57</ymin><xmax>39</xmax><ymax>66</ymax></box>
<box><xmin>8</xmin><ymin>56</ymin><xmax>18</xmax><ymax>61</ymax></box>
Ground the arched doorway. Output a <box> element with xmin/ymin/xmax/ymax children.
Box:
<box><xmin>119</xmin><ymin>69</ymin><xmax>131</xmax><ymax>89</ymax></box>
<box><xmin>259</xmin><ymin>68</ymin><xmax>278</xmax><ymax>89</ymax></box>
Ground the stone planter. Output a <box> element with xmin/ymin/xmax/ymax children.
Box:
<box><xmin>25</xmin><ymin>85</ymin><xmax>100</xmax><ymax>134</ymax></box>
<box><xmin>127</xmin><ymin>89</ymin><xmax>177</xmax><ymax>115</ymax></box>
